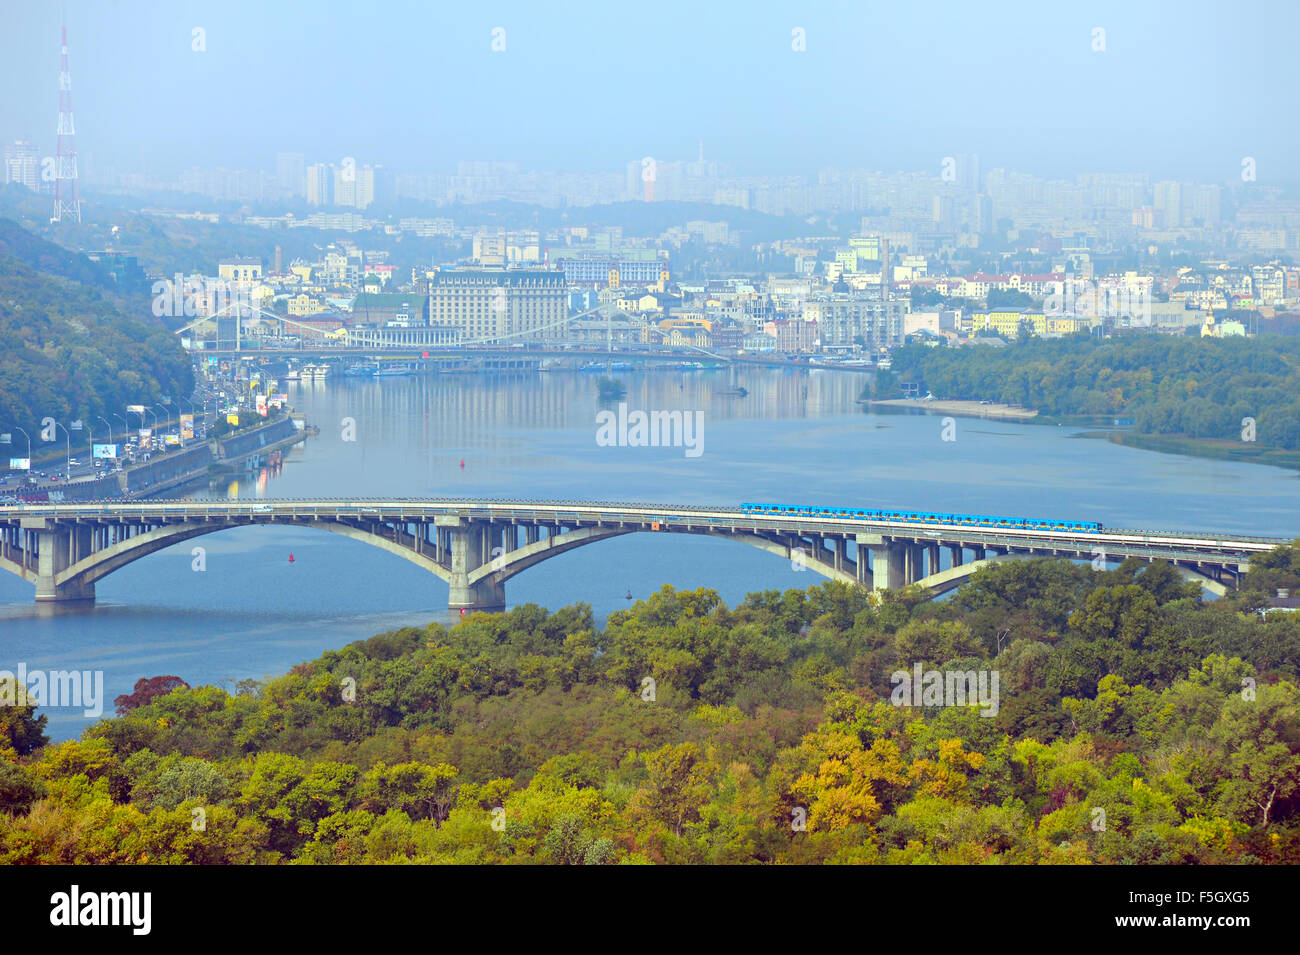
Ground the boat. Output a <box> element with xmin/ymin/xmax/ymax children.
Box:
<box><xmin>344</xmin><ymin>363</ymin><xmax>377</xmax><ymax>377</ymax></box>
<box><xmin>285</xmin><ymin>368</ymin><xmax>300</xmax><ymax>381</ymax></box>
<box><xmin>374</xmin><ymin>364</ymin><xmax>412</xmax><ymax>377</ymax></box>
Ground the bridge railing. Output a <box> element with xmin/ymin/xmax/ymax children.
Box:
<box><xmin>0</xmin><ymin>498</ymin><xmax>1291</xmax><ymax>551</ymax></box>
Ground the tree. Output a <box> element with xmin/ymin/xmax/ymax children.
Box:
<box><xmin>0</xmin><ymin>761</ymin><xmax>47</xmax><ymax>814</ymax></box>
<box><xmin>114</xmin><ymin>676</ymin><xmax>191</xmax><ymax>715</ymax></box>
<box><xmin>626</xmin><ymin>743</ymin><xmax>714</xmax><ymax>838</ymax></box>
<box><xmin>359</xmin><ymin>761</ymin><xmax>459</xmax><ymax>826</ymax></box>
<box><xmin>0</xmin><ymin>677</ymin><xmax>48</xmax><ymax>758</ymax></box>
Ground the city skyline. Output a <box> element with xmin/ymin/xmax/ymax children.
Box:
<box><xmin>2</xmin><ymin>0</ymin><xmax>1296</xmax><ymax>186</ymax></box>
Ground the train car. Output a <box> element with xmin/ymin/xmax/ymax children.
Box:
<box><xmin>739</xmin><ymin>502</ymin><xmax>1102</xmax><ymax>534</ymax></box>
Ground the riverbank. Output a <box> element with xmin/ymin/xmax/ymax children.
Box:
<box><xmin>863</xmin><ymin>398</ymin><xmax>1038</xmax><ymax>421</ymax></box>
<box><xmin>1078</xmin><ymin>431</ymin><xmax>1300</xmax><ymax>472</ymax></box>
<box><xmin>15</xmin><ymin>416</ymin><xmax>312</xmax><ymax>501</ymax></box>
<box><xmin>864</xmin><ymin>398</ymin><xmax>1300</xmax><ymax>471</ymax></box>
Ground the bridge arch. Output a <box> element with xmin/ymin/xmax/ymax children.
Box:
<box><xmin>467</xmin><ymin>526</ymin><xmax>863</xmax><ymax>592</ymax></box>
<box><xmin>0</xmin><ymin>501</ymin><xmax>1266</xmax><ymax>608</ymax></box>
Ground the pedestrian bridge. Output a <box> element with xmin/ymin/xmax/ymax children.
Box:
<box><xmin>0</xmin><ymin>498</ymin><xmax>1285</xmax><ymax>609</ymax></box>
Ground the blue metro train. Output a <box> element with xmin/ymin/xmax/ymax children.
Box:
<box><xmin>739</xmin><ymin>502</ymin><xmax>1102</xmax><ymax>534</ymax></box>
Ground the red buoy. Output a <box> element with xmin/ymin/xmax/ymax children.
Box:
<box><xmin>288</xmin><ymin>553</ymin><xmax>295</xmax><ymax>563</ymax></box>
<box><xmin>459</xmin><ymin>459</ymin><xmax>465</xmax><ymax>470</ymax></box>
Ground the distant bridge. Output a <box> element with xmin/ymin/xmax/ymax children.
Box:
<box><xmin>192</xmin><ymin>343</ymin><xmax>855</xmax><ymax>371</ymax></box>
<box><xmin>0</xmin><ymin>499</ymin><xmax>1284</xmax><ymax>610</ymax></box>
<box><xmin>175</xmin><ymin>299</ymin><xmax>862</xmax><ymax>369</ymax></box>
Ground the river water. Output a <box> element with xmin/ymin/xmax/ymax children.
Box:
<box><xmin>3</xmin><ymin>367</ymin><xmax>1297</xmax><ymax>738</ymax></box>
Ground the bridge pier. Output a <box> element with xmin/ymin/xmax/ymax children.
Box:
<box><xmin>33</xmin><ymin>523</ymin><xmax>95</xmax><ymax>603</ymax></box>
<box><xmin>444</xmin><ymin>519</ymin><xmax>506</xmax><ymax>612</ymax></box>
<box><xmin>859</xmin><ymin>534</ymin><xmax>909</xmax><ymax>591</ymax></box>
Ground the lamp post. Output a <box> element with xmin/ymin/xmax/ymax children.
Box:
<box><xmin>72</xmin><ymin>420</ymin><xmax>87</xmax><ymax>474</ymax></box>
<box><xmin>53</xmin><ymin>422</ymin><xmax>71</xmax><ymax>482</ymax></box>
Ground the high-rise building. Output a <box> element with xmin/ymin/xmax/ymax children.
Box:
<box><xmin>428</xmin><ymin>269</ymin><xmax>568</xmax><ymax>342</ymax></box>
<box><xmin>975</xmin><ymin>194</ymin><xmax>994</xmax><ymax>235</ymax></box>
<box><xmin>804</xmin><ymin>297</ymin><xmax>909</xmax><ymax>348</ymax></box>
<box><xmin>275</xmin><ymin>152</ymin><xmax>305</xmax><ymax>197</ymax></box>
<box><xmin>472</xmin><ymin>231</ymin><xmax>508</xmax><ymax>266</ymax></box>
<box><xmin>329</xmin><ymin>163</ymin><xmax>375</xmax><ymax>209</ymax></box>
<box><xmin>306</xmin><ymin>163</ymin><xmax>332</xmax><ymax>206</ymax></box>
<box><xmin>1153</xmin><ymin>181</ymin><xmax>1182</xmax><ymax>228</ymax></box>
<box><xmin>957</xmin><ymin>152</ymin><xmax>981</xmax><ymax>192</ymax></box>
<box><xmin>3</xmin><ymin>141</ymin><xmax>40</xmax><ymax>191</ymax></box>
<box><xmin>354</xmin><ymin>164</ymin><xmax>375</xmax><ymax>209</ymax></box>
<box><xmin>1185</xmin><ymin>184</ymin><xmax>1221</xmax><ymax>227</ymax></box>
<box><xmin>932</xmin><ymin>194</ymin><xmax>954</xmax><ymax>231</ymax></box>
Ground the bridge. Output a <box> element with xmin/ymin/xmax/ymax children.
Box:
<box><xmin>0</xmin><ymin>499</ymin><xmax>1284</xmax><ymax>610</ymax></box>
<box><xmin>174</xmin><ymin>298</ymin><xmax>871</xmax><ymax>370</ymax></box>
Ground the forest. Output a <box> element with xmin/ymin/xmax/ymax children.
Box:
<box><xmin>876</xmin><ymin>334</ymin><xmax>1300</xmax><ymax>449</ymax></box>
<box><xmin>2</xmin><ymin>546</ymin><xmax>1298</xmax><ymax>865</ymax></box>
<box><xmin>0</xmin><ymin>219</ymin><xmax>193</xmax><ymax>440</ymax></box>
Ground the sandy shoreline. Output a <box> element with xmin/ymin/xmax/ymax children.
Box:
<box><xmin>863</xmin><ymin>398</ymin><xmax>1039</xmax><ymax>420</ymax></box>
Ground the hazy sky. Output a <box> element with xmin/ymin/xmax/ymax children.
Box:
<box><xmin>2</xmin><ymin>0</ymin><xmax>1293</xmax><ymax>184</ymax></box>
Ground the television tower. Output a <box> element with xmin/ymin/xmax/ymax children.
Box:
<box><xmin>52</xmin><ymin>25</ymin><xmax>81</xmax><ymax>224</ymax></box>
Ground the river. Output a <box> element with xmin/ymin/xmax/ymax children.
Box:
<box><xmin>3</xmin><ymin>366</ymin><xmax>1297</xmax><ymax>738</ymax></box>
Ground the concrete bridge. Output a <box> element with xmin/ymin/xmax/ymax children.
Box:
<box><xmin>0</xmin><ymin>498</ymin><xmax>1286</xmax><ymax>609</ymax></box>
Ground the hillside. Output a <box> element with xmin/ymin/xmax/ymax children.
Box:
<box><xmin>2</xmin><ymin>552</ymin><xmax>1297</xmax><ymax>864</ymax></box>
<box><xmin>0</xmin><ymin>220</ymin><xmax>193</xmax><ymax>440</ymax></box>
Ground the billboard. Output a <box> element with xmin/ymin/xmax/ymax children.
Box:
<box><xmin>127</xmin><ymin>404</ymin><xmax>146</xmax><ymax>414</ymax></box>
<box><xmin>256</xmin><ymin>394</ymin><xmax>268</xmax><ymax>417</ymax></box>
<box><xmin>180</xmin><ymin>414</ymin><xmax>195</xmax><ymax>440</ymax></box>
<box><xmin>227</xmin><ymin>413</ymin><xmax>240</xmax><ymax>426</ymax></box>
<box><xmin>164</xmin><ymin>434</ymin><xmax>181</xmax><ymax>446</ymax></box>
<box><xmin>92</xmin><ymin>444</ymin><xmax>119</xmax><ymax>459</ymax></box>
<box><xmin>8</xmin><ymin>458</ymin><xmax>30</xmax><ymax>470</ymax></box>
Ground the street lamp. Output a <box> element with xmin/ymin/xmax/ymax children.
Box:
<box><xmin>53</xmin><ymin>422</ymin><xmax>72</xmax><ymax>482</ymax></box>
<box><xmin>71</xmin><ymin>420</ymin><xmax>87</xmax><ymax>472</ymax></box>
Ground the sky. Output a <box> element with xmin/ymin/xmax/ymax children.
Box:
<box><xmin>1</xmin><ymin>0</ymin><xmax>1293</xmax><ymax>184</ymax></box>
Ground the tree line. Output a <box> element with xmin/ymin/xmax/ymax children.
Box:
<box><xmin>3</xmin><ymin>548</ymin><xmax>1299</xmax><ymax>864</ymax></box>
<box><xmin>874</xmin><ymin>334</ymin><xmax>1300</xmax><ymax>449</ymax></box>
